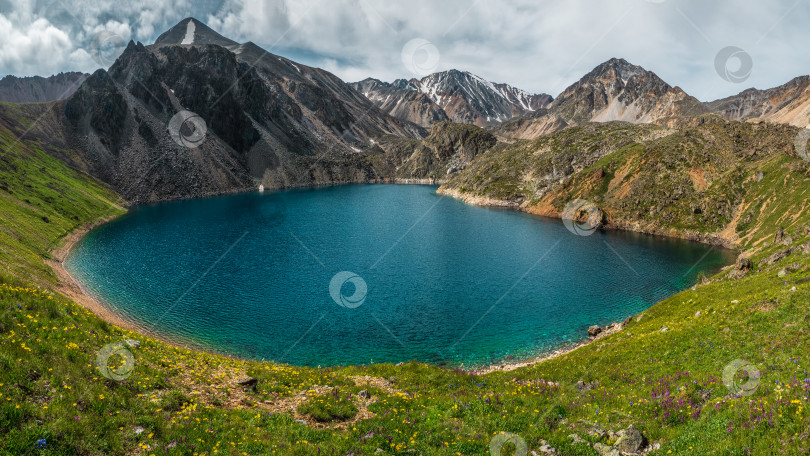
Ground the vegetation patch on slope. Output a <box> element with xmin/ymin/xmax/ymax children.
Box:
<box><xmin>0</xmin><ymin>123</ymin><xmax>125</xmax><ymax>285</ymax></box>
<box><xmin>441</xmin><ymin>116</ymin><xmax>807</xmax><ymax>248</ymax></box>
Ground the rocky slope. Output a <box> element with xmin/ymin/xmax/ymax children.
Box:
<box><xmin>0</xmin><ymin>72</ymin><xmax>89</xmax><ymax>103</ymax></box>
<box><xmin>441</xmin><ymin>115</ymin><xmax>806</xmax><ymax>248</ymax></box>
<box><xmin>374</xmin><ymin>121</ymin><xmax>497</xmax><ymax>181</ymax></box>
<box><xmin>350</xmin><ymin>78</ymin><xmax>450</xmax><ymax>127</ymax></box>
<box><xmin>351</xmin><ymin>70</ymin><xmax>552</xmax><ymax>128</ymax></box>
<box><xmin>495</xmin><ymin>58</ymin><xmax>707</xmax><ymax>139</ymax></box>
<box><xmin>706</xmin><ymin>75</ymin><xmax>810</xmax><ymax>127</ymax></box>
<box><xmin>2</xmin><ymin>18</ymin><xmax>445</xmax><ymax>203</ymax></box>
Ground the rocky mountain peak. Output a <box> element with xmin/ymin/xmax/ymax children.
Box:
<box><xmin>585</xmin><ymin>58</ymin><xmax>649</xmax><ymax>82</ymax></box>
<box><xmin>154</xmin><ymin>17</ymin><xmax>238</xmax><ymax>48</ymax></box>
<box><xmin>547</xmin><ymin>58</ymin><xmax>705</xmax><ymax>125</ymax></box>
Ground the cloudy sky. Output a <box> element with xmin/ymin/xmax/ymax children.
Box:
<box><xmin>0</xmin><ymin>0</ymin><xmax>808</xmax><ymax>100</ymax></box>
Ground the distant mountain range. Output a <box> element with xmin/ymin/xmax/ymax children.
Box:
<box><xmin>0</xmin><ymin>72</ymin><xmax>89</xmax><ymax>103</ymax></box>
<box><xmin>706</xmin><ymin>75</ymin><xmax>810</xmax><ymax>127</ymax></box>
<box><xmin>353</xmin><ymin>58</ymin><xmax>810</xmax><ymax>139</ymax></box>
<box><xmin>350</xmin><ymin>71</ymin><xmax>552</xmax><ymax>128</ymax></box>
<box><xmin>1</xmin><ymin>17</ymin><xmax>810</xmax><ymax>204</ymax></box>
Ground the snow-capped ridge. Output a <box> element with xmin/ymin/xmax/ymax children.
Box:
<box><xmin>351</xmin><ymin>70</ymin><xmax>552</xmax><ymax>127</ymax></box>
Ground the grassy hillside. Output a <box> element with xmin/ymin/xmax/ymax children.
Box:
<box><xmin>0</xmin><ymin>115</ymin><xmax>126</xmax><ymax>285</ymax></box>
<box><xmin>444</xmin><ymin>116</ymin><xmax>807</xmax><ymax>248</ymax></box>
<box><xmin>1</xmin><ymin>116</ymin><xmax>809</xmax><ymax>455</ymax></box>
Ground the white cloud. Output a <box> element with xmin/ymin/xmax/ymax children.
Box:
<box><xmin>203</xmin><ymin>0</ymin><xmax>810</xmax><ymax>100</ymax></box>
<box><xmin>0</xmin><ymin>15</ymin><xmax>88</xmax><ymax>75</ymax></box>
<box><xmin>0</xmin><ymin>0</ymin><xmax>809</xmax><ymax>101</ymax></box>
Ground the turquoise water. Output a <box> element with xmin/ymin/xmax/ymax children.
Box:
<box><xmin>66</xmin><ymin>184</ymin><xmax>735</xmax><ymax>367</ymax></box>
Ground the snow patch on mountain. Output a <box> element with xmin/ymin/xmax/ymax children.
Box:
<box><xmin>181</xmin><ymin>20</ymin><xmax>195</xmax><ymax>45</ymax></box>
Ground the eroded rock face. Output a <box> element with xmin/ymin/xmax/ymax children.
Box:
<box><xmin>706</xmin><ymin>75</ymin><xmax>810</xmax><ymax>128</ymax></box>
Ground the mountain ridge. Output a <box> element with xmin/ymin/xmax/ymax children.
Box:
<box><xmin>494</xmin><ymin>58</ymin><xmax>708</xmax><ymax>139</ymax></box>
<box><xmin>0</xmin><ymin>18</ymin><xmax>511</xmax><ymax>203</ymax></box>
<box><xmin>350</xmin><ymin>70</ymin><xmax>552</xmax><ymax>128</ymax></box>
<box><xmin>706</xmin><ymin>74</ymin><xmax>810</xmax><ymax>127</ymax></box>
<box><xmin>0</xmin><ymin>72</ymin><xmax>89</xmax><ymax>103</ymax></box>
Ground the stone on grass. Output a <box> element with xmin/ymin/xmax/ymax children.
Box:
<box><xmin>614</xmin><ymin>425</ymin><xmax>646</xmax><ymax>454</ymax></box>
<box><xmin>236</xmin><ymin>376</ymin><xmax>258</xmax><ymax>388</ymax></box>
<box><xmin>729</xmin><ymin>255</ymin><xmax>752</xmax><ymax>279</ymax></box>
<box><xmin>125</xmin><ymin>339</ymin><xmax>140</xmax><ymax>348</ymax></box>
<box><xmin>593</xmin><ymin>442</ymin><xmax>620</xmax><ymax>456</ymax></box>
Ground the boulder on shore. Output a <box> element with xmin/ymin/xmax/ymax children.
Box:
<box><xmin>587</xmin><ymin>325</ymin><xmax>603</xmax><ymax>337</ymax></box>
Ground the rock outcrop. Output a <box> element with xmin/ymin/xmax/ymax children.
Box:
<box><xmin>377</xmin><ymin>121</ymin><xmax>497</xmax><ymax>180</ymax></box>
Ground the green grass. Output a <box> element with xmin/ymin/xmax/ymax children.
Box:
<box><xmin>0</xmin><ymin>118</ymin><xmax>809</xmax><ymax>454</ymax></box>
<box><xmin>0</xmin><ymin>126</ymin><xmax>125</xmax><ymax>284</ymax></box>
<box><xmin>297</xmin><ymin>390</ymin><xmax>359</xmax><ymax>422</ymax></box>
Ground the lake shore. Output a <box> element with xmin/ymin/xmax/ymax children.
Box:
<box><xmin>49</xmin><ymin>184</ymin><xmax>699</xmax><ymax>373</ymax></box>
<box><xmin>469</xmin><ymin>321</ymin><xmax>629</xmax><ymax>375</ymax></box>
<box><xmin>436</xmin><ymin>186</ymin><xmax>739</xmax><ymax>250</ymax></box>
<box><xmin>47</xmin><ymin>216</ymin><xmax>138</xmax><ymax>332</ymax></box>
<box><xmin>47</xmin><ymin>216</ymin><xmax>222</xmax><ymax>357</ymax></box>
